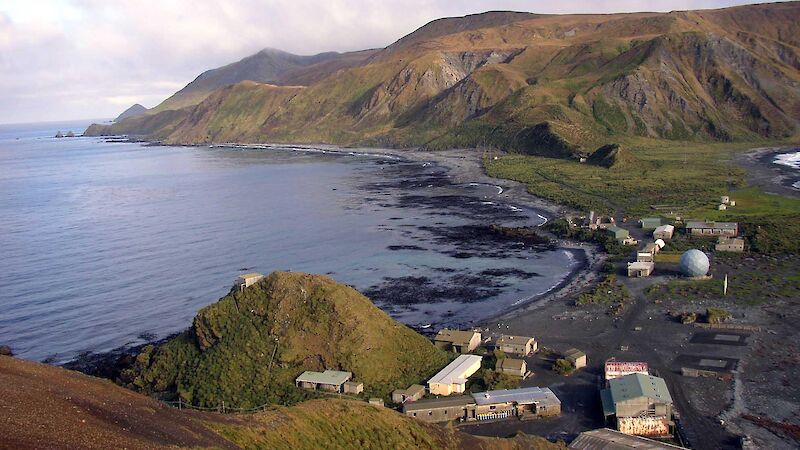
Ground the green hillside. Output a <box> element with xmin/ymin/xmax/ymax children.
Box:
<box><xmin>86</xmin><ymin>3</ymin><xmax>800</xmax><ymax>155</ymax></box>
<box><xmin>121</xmin><ymin>272</ymin><xmax>448</xmax><ymax>408</ymax></box>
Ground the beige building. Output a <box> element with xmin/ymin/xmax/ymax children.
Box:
<box><xmin>392</xmin><ymin>384</ymin><xmax>425</xmax><ymax>404</ymax></box>
<box><xmin>434</xmin><ymin>329</ymin><xmax>482</xmax><ymax>353</ymax></box>
<box><xmin>627</xmin><ymin>261</ymin><xmax>654</xmax><ymax>278</ymax></box>
<box><xmin>716</xmin><ymin>237</ymin><xmax>745</xmax><ymax>252</ymax></box>
<box><xmin>685</xmin><ymin>221</ymin><xmax>738</xmax><ymax>237</ymax></box>
<box><xmin>235</xmin><ymin>272</ymin><xmax>264</xmax><ymax>291</ymax></box>
<box><xmin>343</xmin><ymin>381</ymin><xmax>363</xmax><ymax>395</ymax></box>
<box><xmin>564</xmin><ymin>348</ymin><xmax>587</xmax><ymax>369</ymax></box>
<box><xmin>427</xmin><ymin>354</ymin><xmax>482</xmax><ymax>396</ymax></box>
<box><xmin>653</xmin><ymin>224</ymin><xmax>675</xmax><ymax>240</ymax></box>
<box><xmin>636</xmin><ymin>251</ymin><xmax>654</xmax><ymax>263</ymax></box>
<box><xmin>601</xmin><ymin>373</ymin><xmax>673</xmax><ymax>437</ymax></box>
<box><xmin>496</xmin><ymin>335</ymin><xmax>537</xmax><ymax>356</ymax></box>
<box><xmin>497</xmin><ymin>358</ymin><xmax>527</xmax><ymax>377</ymax></box>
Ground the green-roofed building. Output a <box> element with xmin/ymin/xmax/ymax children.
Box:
<box><xmin>600</xmin><ymin>373</ymin><xmax>674</xmax><ymax>437</ymax></box>
<box><xmin>639</xmin><ymin>217</ymin><xmax>662</xmax><ymax>230</ymax></box>
<box><xmin>605</xmin><ymin>226</ymin><xmax>629</xmax><ymax>241</ymax></box>
<box><xmin>295</xmin><ymin>370</ymin><xmax>352</xmax><ymax>393</ymax></box>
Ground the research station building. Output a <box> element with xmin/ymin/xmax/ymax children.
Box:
<box><xmin>403</xmin><ymin>386</ymin><xmax>561</xmax><ymax>424</ymax></box>
<box><xmin>601</xmin><ymin>373</ymin><xmax>674</xmax><ymax>437</ymax></box>
<box><xmin>433</xmin><ymin>329</ymin><xmax>482</xmax><ymax>353</ymax></box>
<box><xmin>427</xmin><ymin>354</ymin><xmax>482</xmax><ymax>396</ymax></box>
<box><xmin>295</xmin><ymin>370</ymin><xmax>352</xmax><ymax>393</ymax></box>
<box><xmin>685</xmin><ymin>221</ymin><xmax>738</xmax><ymax>237</ymax></box>
<box><xmin>496</xmin><ymin>358</ymin><xmax>527</xmax><ymax>377</ymax></box>
<box><xmin>496</xmin><ymin>335</ymin><xmax>537</xmax><ymax>356</ymax></box>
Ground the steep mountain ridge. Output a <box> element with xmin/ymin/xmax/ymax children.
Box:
<box><xmin>149</xmin><ymin>47</ymin><xmax>374</xmax><ymax>113</ymax></box>
<box><xmin>87</xmin><ymin>3</ymin><xmax>800</xmax><ymax>156</ymax></box>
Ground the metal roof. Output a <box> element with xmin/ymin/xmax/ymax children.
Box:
<box><xmin>497</xmin><ymin>335</ymin><xmax>535</xmax><ymax>346</ymax></box>
<box><xmin>403</xmin><ymin>395</ymin><xmax>475</xmax><ymax>412</ymax></box>
<box><xmin>605</xmin><ymin>373</ymin><xmax>673</xmax><ymax>407</ymax></box>
<box><xmin>428</xmin><ymin>354</ymin><xmax>482</xmax><ymax>386</ymax></box>
<box><xmin>569</xmin><ymin>428</ymin><xmax>683</xmax><ymax>449</ymax></box>
<box><xmin>685</xmin><ymin>221</ymin><xmax>737</xmax><ymax>230</ymax></box>
<box><xmin>295</xmin><ymin>370</ymin><xmax>351</xmax><ymax>386</ymax></box>
<box><xmin>654</xmin><ymin>224</ymin><xmax>674</xmax><ymax>233</ymax></box>
<box><xmin>471</xmin><ymin>386</ymin><xmax>560</xmax><ymax>407</ymax></box>
<box><xmin>237</xmin><ymin>272</ymin><xmax>263</xmax><ymax>280</ymax></box>
<box><xmin>628</xmin><ymin>261</ymin><xmax>654</xmax><ymax>270</ymax></box>
<box><xmin>564</xmin><ymin>348</ymin><xmax>586</xmax><ymax>359</ymax></box>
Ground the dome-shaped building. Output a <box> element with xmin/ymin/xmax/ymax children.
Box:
<box><xmin>680</xmin><ymin>249</ymin><xmax>709</xmax><ymax>277</ymax></box>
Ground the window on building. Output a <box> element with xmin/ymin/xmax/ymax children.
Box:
<box><xmin>412</xmin><ymin>412</ymin><xmax>416</xmax><ymax>417</ymax></box>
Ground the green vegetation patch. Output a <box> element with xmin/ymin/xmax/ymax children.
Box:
<box><xmin>121</xmin><ymin>272</ymin><xmax>448</xmax><ymax>408</ymax></box>
<box><xmin>645</xmin><ymin>254</ymin><xmax>800</xmax><ymax>304</ymax></box>
<box><xmin>575</xmin><ymin>274</ymin><xmax>631</xmax><ymax>307</ymax></box>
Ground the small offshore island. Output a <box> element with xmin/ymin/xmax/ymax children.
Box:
<box><xmin>3</xmin><ymin>2</ymin><xmax>800</xmax><ymax>450</ymax></box>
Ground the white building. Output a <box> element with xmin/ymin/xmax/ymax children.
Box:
<box><xmin>427</xmin><ymin>354</ymin><xmax>482</xmax><ymax>396</ymax></box>
<box><xmin>235</xmin><ymin>272</ymin><xmax>264</xmax><ymax>291</ymax></box>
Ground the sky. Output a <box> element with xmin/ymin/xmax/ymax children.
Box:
<box><xmin>0</xmin><ymin>0</ymin><xmax>780</xmax><ymax>124</ymax></box>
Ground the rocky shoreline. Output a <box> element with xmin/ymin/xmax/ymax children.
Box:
<box><xmin>735</xmin><ymin>146</ymin><xmax>800</xmax><ymax>198</ymax></box>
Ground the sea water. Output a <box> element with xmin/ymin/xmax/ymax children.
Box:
<box><xmin>0</xmin><ymin>120</ymin><xmax>580</xmax><ymax>362</ymax></box>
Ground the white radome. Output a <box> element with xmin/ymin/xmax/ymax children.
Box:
<box><xmin>680</xmin><ymin>249</ymin><xmax>709</xmax><ymax>277</ymax></box>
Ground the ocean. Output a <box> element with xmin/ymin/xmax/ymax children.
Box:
<box><xmin>0</xmin><ymin>120</ymin><xmax>580</xmax><ymax>362</ymax></box>
<box><xmin>774</xmin><ymin>151</ymin><xmax>800</xmax><ymax>190</ymax></box>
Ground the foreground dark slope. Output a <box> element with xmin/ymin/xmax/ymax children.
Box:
<box><xmin>0</xmin><ymin>355</ymin><xmax>563</xmax><ymax>450</ymax></box>
<box><xmin>120</xmin><ymin>272</ymin><xmax>448</xmax><ymax>408</ymax></box>
<box><xmin>86</xmin><ymin>3</ymin><xmax>800</xmax><ymax>155</ymax></box>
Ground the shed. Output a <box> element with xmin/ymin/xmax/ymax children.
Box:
<box><xmin>235</xmin><ymin>272</ymin><xmax>264</xmax><ymax>291</ymax></box>
<box><xmin>496</xmin><ymin>335</ymin><xmax>537</xmax><ymax>355</ymax></box>
<box><xmin>605</xmin><ymin>226</ymin><xmax>629</xmax><ymax>240</ymax></box>
<box><xmin>653</xmin><ymin>224</ymin><xmax>674</xmax><ymax>240</ymax></box>
<box><xmin>496</xmin><ymin>358</ymin><xmax>527</xmax><ymax>377</ymax></box>
<box><xmin>392</xmin><ymin>384</ymin><xmax>425</xmax><ymax>404</ymax></box>
<box><xmin>343</xmin><ymin>381</ymin><xmax>363</xmax><ymax>395</ymax></box>
<box><xmin>627</xmin><ymin>261</ymin><xmax>654</xmax><ymax>278</ymax></box>
<box><xmin>368</xmin><ymin>398</ymin><xmax>385</xmax><ymax>407</ymax></box>
<box><xmin>564</xmin><ymin>348</ymin><xmax>587</xmax><ymax>369</ymax></box>
<box><xmin>639</xmin><ymin>218</ymin><xmax>662</xmax><ymax>230</ymax></box>
<box><xmin>716</xmin><ymin>237</ymin><xmax>744</xmax><ymax>252</ymax></box>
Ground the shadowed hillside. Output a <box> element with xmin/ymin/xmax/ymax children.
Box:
<box><xmin>87</xmin><ymin>3</ymin><xmax>800</xmax><ymax>157</ymax></box>
<box><xmin>0</xmin><ymin>355</ymin><xmax>563</xmax><ymax>450</ymax></box>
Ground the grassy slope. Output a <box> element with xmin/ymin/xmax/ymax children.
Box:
<box><xmin>1</xmin><ymin>355</ymin><xmax>564</xmax><ymax>450</ymax></box>
<box><xmin>123</xmin><ymin>272</ymin><xmax>449</xmax><ymax>409</ymax></box>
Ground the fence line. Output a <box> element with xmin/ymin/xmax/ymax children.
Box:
<box><xmin>162</xmin><ymin>389</ymin><xmax>363</xmax><ymax>414</ymax></box>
